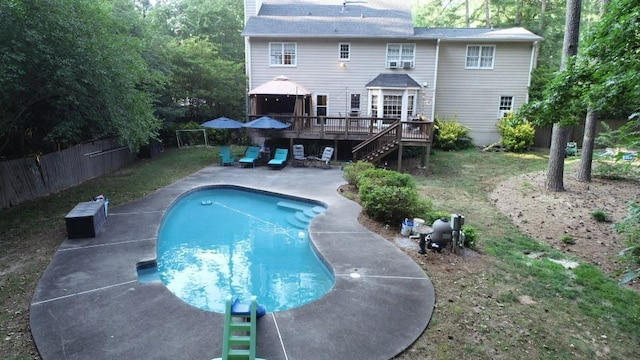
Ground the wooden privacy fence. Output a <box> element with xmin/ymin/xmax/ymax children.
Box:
<box><xmin>0</xmin><ymin>138</ymin><xmax>135</xmax><ymax>210</ymax></box>
<box><xmin>534</xmin><ymin>118</ymin><xmax>628</xmax><ymax>148</ymax></box>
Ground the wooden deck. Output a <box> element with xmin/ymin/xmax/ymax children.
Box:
<box><xmin>248</xmin><ymin>115</ymin><xmax>433</xmax><ymax>143</ymax></box>
<box><xmin>247</xmin><ymin>115</ymin><xmax>434</xmax><ymax>172</ymax></box>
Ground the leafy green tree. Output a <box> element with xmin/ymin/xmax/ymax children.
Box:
<box><xmin>147</xmin><ymin>0</ymin><xmax>246</xmax><ymax>129</ymax></box>
<box><xmin>162</xmin><ymin>37</ymin><xmax>245</xmax><ymax>121</ymax></box>
<box><xmin>0</xmin><ymin>0</ymin><xmax>162</xmax><ymax>157</ymax></box>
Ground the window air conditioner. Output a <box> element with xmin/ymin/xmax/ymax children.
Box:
<box><xmin>388</xmin><ymin>61</ymin><xmax>398</xmax><ymax>68</ymax></box>
<box><xmin>402</xmin><ymin>61</ymin><xmax>413</xmax><ymax>69</ymax></box>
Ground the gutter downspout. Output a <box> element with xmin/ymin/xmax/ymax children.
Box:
<box><xmin>430</xmin><ymin>39</ymin><xmax>441</xmax><ymax>121</ymax></box>
<box><xmin>245</xmin><ymin>36</ymin><xmax>252</xmax><ymax>119</ymax></box>
<box><xmin>526</xmin><ymin>41</ymin><xmax>539</xmax><ymax>103</ymax></box>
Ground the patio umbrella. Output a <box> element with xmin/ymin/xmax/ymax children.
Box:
<box><xmin>200</xmin><ymin>117</ymin><xmax>244</xmax><ymax>129</ymax></box>
<box><xmin>242</xmin><ymin>116</ymin><xmax>290</xmax><ymax>129</ymax></box>
<box><xmin>242</xmin><ymin>116</ymin><xmax>290</xmax><ymax>150</ymax></box>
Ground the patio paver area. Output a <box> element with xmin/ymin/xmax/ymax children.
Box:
<box><xmin>30</xmin><ymin>164</ymin><xmax>435</xmax><ymax>360</ymax></box>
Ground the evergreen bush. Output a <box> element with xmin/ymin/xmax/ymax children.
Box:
<box><xmin>434</xmin><ymin>117</ymin><xmax>473</xmax><ymax>150</ymax></box>
<box><xmin>358</xmin><ymin>169</ymin><xmax>430</xmax><ymax>225</ymax></box>
<box><xmin>497</xmin><ymin>114</ymin><xmax>535</xmax><ymax>152</ymax></box>
<box><xmin>342</xmin><ymin>161</ymin><xmax>375</xmax><ymax>187</ymax></box>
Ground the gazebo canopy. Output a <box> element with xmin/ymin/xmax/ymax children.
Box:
<box><xmin>248</xmin><ymin>75</ymin><xmax>311</xmax><ymax>96</ymax></box>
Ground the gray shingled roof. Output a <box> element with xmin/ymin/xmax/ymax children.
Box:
<box><xmin>365</xmin><ymin>74</ymin><xmax>421</xmax><ymax>88</ymax></box>
<box><xmin>243</xmin><ymin>1</ymin><xmax>542</xmax><ymax>41</ymax></box>
<box><xmin>243</xmin><ymin>0</ymin><xmax>414</xmax><ymax>38</ymax></box>
<box><xmin>412</xmin><ymin>27</ymin><xmax>543</xmax><ymax>41</ymax></box>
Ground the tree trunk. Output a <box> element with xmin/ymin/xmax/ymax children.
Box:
<box><xmin>546</xmin><ymin>124</ymin><xmax>571</xmax><ymax>191</ymax></box>
<box><xmin>576</xmin><ymin>0</ymin><xmax>609</xmax><ymax>183</ymax></box>
<box><xmin>540</xmin><ymin>0</ymin><xmax>546</xmax><ymax>31</ymax></box>
<box><xmin>545</xmin><ymin>0</ymin><xmax>582</xmax><ymax>192</ymax></box>
<box><xmin>576</xmin><ymin>110</ymin><xmax>598</xmax><ymax>182</ymax></box>
<box><xmin>466</xmin><ymin>0</ymin><xmax>470</xmax><ymax>28</ymax></box>
<box><xmin>484</xmin><ymin>0</ymin><xmax>491</xmax><ymax>28</ymax></box>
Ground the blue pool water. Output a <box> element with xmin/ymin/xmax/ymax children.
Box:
<box><xmin>145</xmin><ymin>186</ymin><xmax>334</xmax><ymax>313</ymax></box>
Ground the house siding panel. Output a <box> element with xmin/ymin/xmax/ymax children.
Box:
<box><xmin>435</xmin><ymin>42</ymin><xmax>534</xmax><ymax>145</ymax></box>
<box><xmin>249</xmin><ymin>38</ymin><xmax>437</xmax><ymax>118</ymax></box>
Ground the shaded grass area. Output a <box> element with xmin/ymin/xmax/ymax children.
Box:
<box><xmin>0</xmin><ymin>147</ymin><xmax>219</xmax><ymax>359</ymax></box>
<box><xmin>399</xmin><ymin>149</ymin><xmax>640</xmax><ymax>359</ymax></box>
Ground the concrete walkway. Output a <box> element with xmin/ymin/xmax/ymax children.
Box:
<box><xmin>30</xmin><ymin>164</ymin><xmax>435</xmax><ymax>360</ymax></box>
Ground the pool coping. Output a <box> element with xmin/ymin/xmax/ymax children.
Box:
<box><xmin>30</xmin><ymin>164</ymin><xmax>435</xmax><ymax>360</ymax></box>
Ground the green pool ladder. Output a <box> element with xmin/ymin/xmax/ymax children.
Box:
<box><xmin>214</xmin><ymin>296</ymin><xmax>264</xmax><ymax>360</ymax></box>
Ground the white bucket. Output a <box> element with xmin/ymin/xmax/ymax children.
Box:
<box><xmin>400</xmin><ymin>219</ymin><xmax>413</xmax><ymax>236</ymax></box>
<box><xmin>412</xmin><ymin>218</ymin><xmax>425</xmax><ymax>234</ymax></box>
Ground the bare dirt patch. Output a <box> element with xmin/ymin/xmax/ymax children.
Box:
<box><xmin>489</xmin><ymin>170</ymin><xmax>640</xmax><ymax>288</ymax></box>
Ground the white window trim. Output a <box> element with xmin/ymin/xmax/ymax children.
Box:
<box><xmin>465</xmin><ymin>45</ymin><xmax>495</xmax><ymax>69</ymax></box>
<box><xmin>339</xmin><ymin>42</ymin><xmax>351</xmax><ymax>61</ymax></box>
<box><xmin>315</xmin><ymin>93</ymin><xmax>329</xmax><ymax>118</ymax></box>
<box><xmin>386</xmin><ymin>43</ymin><xmax>416</xmax><ymax>69</ymax></box>
<box><xmin>498</xmin><ymin>95</ymin><xmax>514</xmax><ymax>118</ymax></box>
<box><xmin>269</xmin><ymin>42</ymin><xmax>297</xmax><ymax>67</ymax></box>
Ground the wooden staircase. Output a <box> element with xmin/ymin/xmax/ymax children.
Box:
<box><xmin>352</xmin><ymin>119</ymin><xmax>434</xmax><ymax>171</ymax></box>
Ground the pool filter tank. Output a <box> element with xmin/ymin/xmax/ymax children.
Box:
<box><xmin>418</xmin><ymin>214</ymin><xmax>465</xmax><ymax>254</ymax></box>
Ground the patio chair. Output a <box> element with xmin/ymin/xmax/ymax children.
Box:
<box><xmin>238</xmin><ymin>146</ymin><xmax>261</xmax><ymax>168</ymax></box>
<box><xmin>267</xmin><ymin>148</ymin><xmax>289</xmax><ymax>169</ymax></box>
<box><xmin>219</xmin><ymin>146</ymin><xmax>234</xmax><ymax>166</ymax></box>
<box><xmin>292</xmin><ymin>144</ymin><xmax>308</xmax><ymax>167</ymax></box>
<box><xmin>311</xmin><ymin>147</ymin><xmax>334</xmax><ymax>169</ymax></box>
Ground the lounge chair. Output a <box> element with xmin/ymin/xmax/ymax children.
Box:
<box><xmin>219</xmin><ymin>146</ymin><xmax>234</xmax><ymax>166</ymax></box>
<box><xmin>267</xmin><ymin>148</ymin><xmax>289</xmax><ymax>169</ymax></box>
<box><xmin>311</xmin><ymin>147</ymin><xmax>334</xmax><ymax>169</ymax></box>
<box><xmin>292</xmin><ymin>144</ymin><xmax>308</xmax><ymax>167</ymax></box>
<box><xmin>238</xmin><ymin>146</ymin><xmax>261</xmax><ymax>168</ymax></box>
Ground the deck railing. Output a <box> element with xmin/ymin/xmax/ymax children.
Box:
<box><xmin>247</xmin><ymin>115</ymin><xmax>433</xmax><ymax>142</ymax></box>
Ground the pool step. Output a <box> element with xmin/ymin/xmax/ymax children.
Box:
<box><xmin>277</xmin><ymin>201</ymin><xmax>326</xmax><ymax>215</ymax></box>
<box><xmin>286</xmin><ymin>214</ymin><xmax>308</xmax><ymax>229</ymax></box>
<box><xmin>295</xmin><ymin>211</ymin><xmax>312</xmax><ymax>224</ymax></box>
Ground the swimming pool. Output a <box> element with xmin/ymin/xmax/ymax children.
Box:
<box><xmin>138</xmin><ymin>186</ymin><xmax>334</xmax><ymax>313</ymax></box>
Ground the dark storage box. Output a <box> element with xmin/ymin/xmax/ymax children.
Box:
<box><xmin>65</xmin><ymin>201</ymin><xmax>106</xmax><ymax>239</ymax></box>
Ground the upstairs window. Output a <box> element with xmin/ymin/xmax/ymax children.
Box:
<box><xmin>339</xmin><ymin>43</ymin><xmax>351</xmax><ymax>61</ymax></box>
<box><xmin>498</xmin><ymin>96</ymin><xmax>514</xmax><ymax>117</ymax></box>
<box><xmin>386</xmin><ymin>43</ymin><xmax>415</xmax><ymax>68</ymax></box>
<box><xmin>466</xmin><ymin>45</ymin><xmax>495</xmax><ymax>69</ymax></box>
<box><xmin>270</xmin><ymin>42</ymin><xmax>297</xmax><ymax>66</ymax></box>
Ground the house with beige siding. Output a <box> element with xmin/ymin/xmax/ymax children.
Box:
<box><xmin>242</xmin><ymin>0</ymin><xmax>541</xmax><ymax>167</ymax></box>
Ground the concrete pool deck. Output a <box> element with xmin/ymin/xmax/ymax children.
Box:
<box><xmin>30</xmin><ymin>164</ymin><xmax>435</xmax><ymax>359</ymax></box>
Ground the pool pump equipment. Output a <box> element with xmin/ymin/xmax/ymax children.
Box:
<box><xmin>417</xmin><ymin>214</ymin><xmax>465</xmax><ymax>254</ymax></box>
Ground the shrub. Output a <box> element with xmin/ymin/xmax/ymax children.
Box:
<box><xmin>497</xmin><ymin>114</ymin><xmax>535</xmax><ymax>152</ymax></box>
<box><xmin>561</xmin><ymin>235</ymin><xmax>576</xmax><ymax>245</ymax></box>
<box><xmin>590</xmin><ymin>209</ymin><xmax>611</xmax><ymax>223</ymax></box>
<box><xmin>462</xmin><ymin>225</ymin><xmax>478</xmax><ymax>248</ymax></box>
<box><xmin>343</xmin><ymin>161</ymin><xmax>375</xmax><ymax>187</ymax></box>
<box><xmin>434</xmin><ymin>116</ymin><xmax>473</xmax><ymax>150</ymax></box>
<box><xmin>358</xmin><ymin>169</ymin><xmax>431</xmax><ymax>224</ymax></box>
<box><xmin>615</xmin><ymin>201</ymin><xmax>640</xmax><ymax>284</ymax></box>
<box><xmin>424</xmin><ymin>210</ymin><xmax>451</xmax><ymax>224</ymax></box>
